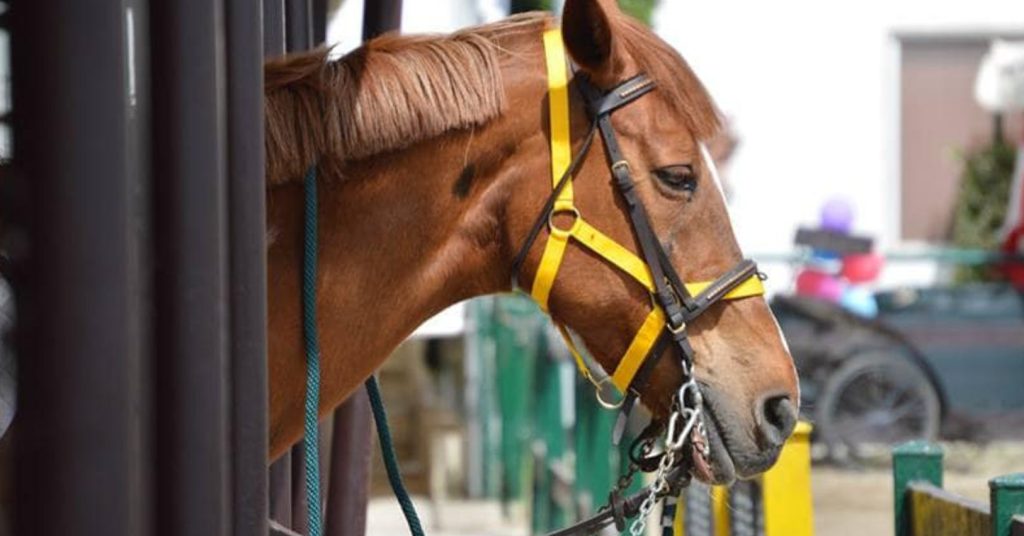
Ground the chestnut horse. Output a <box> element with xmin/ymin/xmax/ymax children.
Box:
<box><xmin>264</xmin><ymin>0</ymin><xmax>799</xmax><ymax>485</ymax></box>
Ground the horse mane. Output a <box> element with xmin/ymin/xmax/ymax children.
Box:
<box><xmin>264</xmin><ymin>10</ymin><xmax>719</xmax><ymax>185</ymax></box>
<box><xmin>265</xmin><ymin>14</ymin><xmax>548</xmax><ymax>185</ymax></box>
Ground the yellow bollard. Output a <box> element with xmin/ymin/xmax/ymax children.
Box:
<box><xmin>762</xmin><ymin>421</ymin><xmax>814</xmax><ymax>536</ymax></box>
<box><xmin>712</xmin><ymin>485</ymin><xmax>730</xmax><ymax>536</ymax></box>
<box><xmin>673</xmin><ymin>421</ymin><xmax>814</xmax><ymax>535</ymax></box>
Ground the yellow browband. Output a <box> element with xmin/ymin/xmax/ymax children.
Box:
<box><xmin>532</xmin><ymin>29</ymin><xmax>764</xmax><ymax>403</ymax></box>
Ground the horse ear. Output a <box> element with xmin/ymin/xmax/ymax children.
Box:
<box><xmin>561</xmin><ymin>0</ymin><xmax>623</xmax><ymax>85</ymax></box>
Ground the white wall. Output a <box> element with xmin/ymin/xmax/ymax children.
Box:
<box><xmin>654</xmin><ymin>0</ymin><xmax>1023</xmax><ymax>289</ymax></box>
<box><xmin>328</xmin><ymin>0</ymin><xmax>484</xmax><ymax>55</ymax></box>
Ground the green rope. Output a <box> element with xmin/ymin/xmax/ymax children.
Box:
<box><xmin>303</xmin><ymin>165</ymin><xmax>424</xmax><ymax>536</ymax></box>
<box><xmin>302</xmin><ymin>166</ymin><xmax>323</xmax><ymax>536</ymax></box>
<box><xmin>366</xmin><ymin>375</ymin><xmax>426</xmax><ymax>536</ymax></box>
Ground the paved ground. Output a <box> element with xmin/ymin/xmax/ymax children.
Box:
<box><xmin>366</xmin><ymin>498</ymin><xmax>526</xmax><ymax>536</ymax></box>
<box><xmin>368</xmin><ymin>441</ymin><xmax>1024</xmax><ymax>536</ymax></box>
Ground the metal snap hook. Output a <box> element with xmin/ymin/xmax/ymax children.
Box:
<box><xmin>677</xmin><ymin>379</ymin><xmax>702</xmax><ymax>408</ymax></box>
<box><xmin>666</xmin><ymin>407</ymin><xmax>699</xmax><ymax>451</ymax></box>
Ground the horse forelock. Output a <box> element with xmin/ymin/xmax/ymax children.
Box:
<box><xmin>264</xmin><ymin>13</ymin><xmax>551</xmax><ymax>186</ymax></box>
<box><xmin>612</xmin><ymin>16</ymin><xmax>722</xmax><ymax>143</ymax></box>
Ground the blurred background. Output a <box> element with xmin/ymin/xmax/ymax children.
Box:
<box><xmin>315</xmin><ymin>1</ymin><xmax>1024</xmax><ymax>535</ymax></box>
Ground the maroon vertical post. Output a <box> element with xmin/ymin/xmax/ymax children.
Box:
<box><xmin>10</xmin><ymin>1</ymin><xmax>150</xmax><ymax>534</ymax></box>
<box><xmin>149</xmin><ymin>0</ymin><xmax>232</xmax><ymax>533</ymax></box>
<box><xmin>226</xmin><ymin>0</ymin><xmax>269</xmax><ymax>534</ymax></box>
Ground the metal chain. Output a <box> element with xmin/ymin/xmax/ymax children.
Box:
<box><xmin>614</xmin><ymin>463</ymin><xmax>639</xmax><ymax>497</ymax></box>
<box><xmin>629</xmin><ymin>446</ymin><xmax>676</xmax><ymax>536</ymax></box>
<box><xmin>626</xmin><ymin>372</ymin><xmax>708</xmax><ymax>536</ymax></box>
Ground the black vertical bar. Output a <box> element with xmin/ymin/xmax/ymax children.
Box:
<box><xmin>362</xmin><ymin>0</ymin><xmax>403</xmax><ymax>40</ymax></box>
<box><xmin>269</xmin><ymin>453</ymin><xmax>294</xmax><ymax>527</ymax></box>
<box><xmin>325</xmin><ymin>397</ymin><xmax>373</xmax><ymax>536</ymax></box>
<box><xmin>264</xmin><ymin>0</ymin><xmax>285</xmax><ymax>56</ymax></box>
<box><xmin>10</xmin><ymin>1</ymin><xmax>148</xmax><ymax>535</ymax></box>
<box><xmin>291</xmin><ymin>450</ymin><xmax>310</xmax><ymax>534</ymax></box>
<box><xmin>149</xmin><ymin>0</ymin><xmax>231</xmax><ymax>534</ymax></box>
<box><xmin>265</xmin><ymin>0</ymin><xmax>294</xmax><ymax>529</ymax></box>
<box><xmin>285</xmin><ymin>0</ymin><xmax>311</xmax><ymax>52</ymax></box>
<box><xmin>311</xmin><ymin>0</ymin><xmax>327</xmax><ymax>46</ymax></box>
<box><xmin>226</xmin><ymin>0</ymin><xmax>269</xmax><ymax>535</ymax></box>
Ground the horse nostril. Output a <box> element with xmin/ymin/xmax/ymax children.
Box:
<box><xmin>757</xmin><ymin>395</ymin><xmax>798</xmax><ymax>449</ymax></box>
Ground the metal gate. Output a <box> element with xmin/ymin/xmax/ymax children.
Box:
<box><xmin>6</xmin><ymin>1</ymin><xmax>400</xmax><ymax>535</ymax></box>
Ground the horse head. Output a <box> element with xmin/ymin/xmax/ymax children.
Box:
<box><xmin>263</xmin><ymin>1</ymin><xmax>799</xmax><ymax>482</ymax></box>
<box><xmin>504</xmin><ymin>0</ymin><xmax>800</xmax><ymax>484</ymax></box>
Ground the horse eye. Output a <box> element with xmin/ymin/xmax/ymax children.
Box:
<box><xmin>653</xmin><ymin>165</ymin><xmax>697</xmax><ymax>193</ymax></box>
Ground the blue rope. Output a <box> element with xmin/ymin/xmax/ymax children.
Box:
<box><xmin>302</xmin><ymin>166</ymin><xmax>323</xmax><ymax>536</ymax></box>
<box><xmin>365</xmin><ymin>375</ymin><xmax>426</xmax><ymax>536</ymax></box>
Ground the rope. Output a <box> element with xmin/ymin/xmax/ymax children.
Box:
<box><xmin>303</xmin><ymin>164</ymin><xmax>423</xmax><ymax>536</ymax></box>
<box><xmin>301</xmin><ymin>166</ymin><xmax>323</xmax><ymax>536</ymax></box>
<box><xmin>366</xmin><ymin>375</ymin><xmax>426</xmax><ymax>536</ymax></box>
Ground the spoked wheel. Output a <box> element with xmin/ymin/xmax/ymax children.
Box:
<box><xmin>815</xmin><ymin>351</ymin><xmax>941</xmax><ymax>463</ymax></box>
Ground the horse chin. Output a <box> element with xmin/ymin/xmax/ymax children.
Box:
<box><xmin>689</xmin><ymin>404</ymin><xmax>736</xmax><ymax>486</ymax></box>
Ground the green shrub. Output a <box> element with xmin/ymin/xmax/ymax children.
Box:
<box><xmin>951</xmin><ymin>141</ymin><xmax>1017</xmax><ymax>282</ymax></box>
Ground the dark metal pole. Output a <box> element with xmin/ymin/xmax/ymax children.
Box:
<box><xmin>325</xmin><ymin>398</ymin><xmax>373</xmax><ymax>536</ymax></box>
<box><xmin>285</xmin><ymin>0</ymin><xmax>311</xmax><ymax>52</ymax></box>
<box><xmin>269</xmin><ymin>452</ymin><xmax>294</xmax><ymax>527</ymax></box>
<box><xmin>225</xmin><ymin>0</ymin><xmax>269</xmax><ymax>535</ymax></box>
<box><xmin>291</xmin><ymin>448</ymin><xmax>311</xmax><ymax>535</ymax></box>
<box><xmin>312</xmin><ymin>0</ymin><xmax>327</xmax><ymax>46</ymax></box>
<box><xmin>264</xmin><ymin>0</ymin><xmax>286</xmax><ymax>56</ymax></box>
<box><xmin>9</xmin><ymin>0</ymin><xmax>149</xmax><ymax>534</ymax></box>
<box><xmin>362</xmin><ymin>0</ymin><xmax>403</xmax><ymax>40</ymax></box>
<box><xmin>149</xmin><ymin>0</ymin><xmax>231</xmax><ymax>534</ymax></box>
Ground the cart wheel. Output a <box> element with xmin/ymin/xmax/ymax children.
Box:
<box><xmin>815</xmin><ymin>351</ymin><xmax>940</xmax><ymax>462</ymax></box>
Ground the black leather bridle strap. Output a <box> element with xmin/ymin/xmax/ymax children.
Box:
<box><xmin>589</xmin><ymin>74</ymin><xmax>657</xmax><ymax>116</ymax></box>
<box><xmin>578</xmin><ymin>76</ymin><xmax>695</xmax><ymax>331</ymax></box>
<box><xmin>686</xmin><ymin>259</ymin><xmax>761</xmax><ymax>319</ymax></box>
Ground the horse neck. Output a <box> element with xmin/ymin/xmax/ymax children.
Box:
<box><xmin>265</xmin><ymin>54</ymin><xmax>551</xmax><ymax>456</ymax></box>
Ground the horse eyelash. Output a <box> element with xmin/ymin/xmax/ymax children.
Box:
<box><xmin>653</xmin><ymin>165</ymin><xmax>698</xmax><ymax>199</ymax></box>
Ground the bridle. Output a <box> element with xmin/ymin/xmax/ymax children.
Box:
<box><xmin>511</xmin><ymin>31</ymin><xmax>766</xmax><ymax>532</ymax></box>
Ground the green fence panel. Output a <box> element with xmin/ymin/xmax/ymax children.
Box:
<box><xmin>495</xmin><ymin>296</ymin><xmax>544</xmax><ymax>503</ymax></box>
<box><xmin>992</xmin><ymin>474</ymin><xmax>1024</xmax><ymax>536</ymax></box>
<box><xmin>893</xmin><ymin>441</ymin><xmax>944</xmax><ymax>536</ymax></box>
